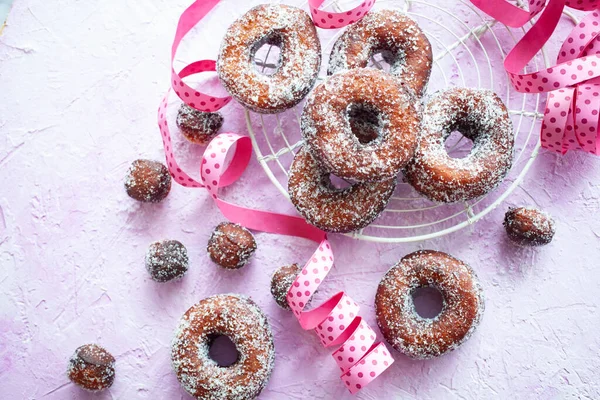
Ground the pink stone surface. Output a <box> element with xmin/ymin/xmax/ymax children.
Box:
<box><xmin>1</xmin><ymin>0</ymin><xmax>600</xmax><ymax>399</ymax></box>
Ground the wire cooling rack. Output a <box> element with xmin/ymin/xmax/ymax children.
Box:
<box><xmin>245</xmin><ymin>0</ymin><xmax>554</xmax><ymax>243</ymax></box>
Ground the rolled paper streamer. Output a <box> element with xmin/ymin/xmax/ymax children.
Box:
<box><xmin>470</xmin><ymin>0</ymin><xmax>600</xmax><ymax>154</ymax></box>
<box><xmin>287</xmin><ymin>248</ymin><xmax>394</xmax><ymax>394</ymax></box>
<box><xmin>308</xmin><ymin>0</ymin><xmax>375</xmax><ymax>29</ymax></box>
<box><xmin>170</xmin><ymin>0</ymin><xmax>232</xmax><ymax>112</ymax></box>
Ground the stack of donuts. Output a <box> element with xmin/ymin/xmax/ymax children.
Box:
<box><xmin>217</xmin><ymin>4</ymin><xmax>516</xmax><ymax>233</ymax></box>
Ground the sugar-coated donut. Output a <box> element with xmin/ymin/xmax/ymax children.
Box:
<box><xmin>176</xmin><ymin>104</ymin><xmax>224</xmax><ymax>145</ymax></box>
<box><xmin>172</xmin><ymin>294</ymin><xmax>275</xmax><ymax>400</ymax></box>
<box><xmin>375</xmin><ymin>250</ymin><xmax>484</xmax><ymax>359</ymax></box>
<box><xmin>328</xmin><ymin>10</ymin><xmax>433</xmax><ymax>97</ymax></box>
<box><xmin>217</xmin><ymin>4</ymin><xmax>321</xmax><ymax>114</ymax></box>
<box><xmin>125</xmin><ymin>159</ymin><xmax>172</xmax><ymax>203</ymax></box>
<box><xmin>504</xmin><ymin>207</ymin><xmax>555</xmax><ymax>247</ymax></box>
<box><xmin>404</xmin><ymin>87</ymin><xmax>514</xmax><ymax>203</ymax></box>
<box><xmin>288</xmin><ymin>147</ymin><xmax>396</xmax><ymax>233</ymax></box>
<box><xmin>301</xmin><ymin>68</ymin><xmax>420</xmax><ymax>182</ymax></box>
<box><xmin>67</xmin><ymin>344</ymin><xmax>115</xmax><ymax>391</ymax></box>
<box><xmin>145</xmin><ymin>240</ymin><xmax>189</xmax><ymax>282</ymax></box>
<box><xmin>207</xmin><ymin>222</ymin><xmax>257</xmax><ymax>269</ymax></box>
<box><xmin>270</xmin><ymin>264</ymin><xmax>301</xmax><ymax>310</ymax></box>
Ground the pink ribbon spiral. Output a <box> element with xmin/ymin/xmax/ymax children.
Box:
<box><xmin>471</xmin><ymin>0</ymin><xmax>600</xmax><ymax>154</ymax></box>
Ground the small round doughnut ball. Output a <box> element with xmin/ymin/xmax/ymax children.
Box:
<box><xmin>125</xmin><ymin>159</ymin><xmax>171</xmax><ymax>203</ymax></box>
<box><xmin>270</xmin><ymin>264</ymin><xmax>301</xmax><ymax>310</ymax></box>
<box><xmin>207</xmin><ymin>223</ymin><xmax>257</xmax><ymax>269</ymax></box>
<box><xmin>504</xmin><ymin>207</ymin><xmax>555</xmax><ymax>247</ymax></box>
<box><xmin>145</xmin><ymin>240</ymin><xmax>189</xmax><ymax>282</ymax></box>
<box><xmin>67</xmin><ymin>344</ymin><xmax>115</xmax><ymax>391</ymax></box>
<box><xmin>176</xmin><ymin>104</ymin><xmax>224</xmax><ymax>145</ymax></box>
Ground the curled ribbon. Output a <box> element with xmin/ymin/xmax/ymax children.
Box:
<box><xmin>471</xmin><ymin>0</ymin><xmax>600</xmax><ymax>154</ymax></box>
<box><xmin>157</xmin><ymin>0</ymin><xmax>393</xmax><ymax>393</ymax></box>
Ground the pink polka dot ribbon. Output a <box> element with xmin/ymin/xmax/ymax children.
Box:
<box><xmin>471</xmin><ymin>0</ymin><xmax>600</xmax><ymax>154</ymax></box>
<box><xmin>286</xmin><ymin>247</ymin><xmax>394</xmax><ymax>394</ymax></box>
<box><xmin>170</xmin><ymin>0</ymin><xmax>232</xmax><ymax>113</ymax></box>
<box><xmin>308</xmin><ymin>0</ymin><xmax>376</xmax><ymax>29</ymax></box>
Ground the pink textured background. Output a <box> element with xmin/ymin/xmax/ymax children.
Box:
<box><xmin>1</xmin><ymin>0</ymin><xmax>599</xmax><ymax>398</ymax></box>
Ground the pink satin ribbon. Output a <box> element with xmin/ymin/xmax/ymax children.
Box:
<box><xmin>158</xmin><ymin>0</ymin><xmax>392</xmax><ymax>394</ymax></box>
<box><xmin>471</xmin><ymin>0</ymin><xmax>600</xmax><ymax>154</ymax></box>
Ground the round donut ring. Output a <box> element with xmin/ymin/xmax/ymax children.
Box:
<box><xmin>171</xmin><ymin>294</ymin><xmax>275</xmax><ymax>400</ymax></box>
<box><xmin>301</xmin><ymin>68</ymin><xmax>420</xmax><ymax>182</ymax></box>
<box><xmin>404</xmin><ymin>87</ymin><xmax>514</xmax><ymax>203</ymax></box>
<box><xmin>217</xmin><ymin>4</ymin><xmax>321</xmax><ymax>114</ymax></box>
<box><xmin>375</xmin><ymin>250</ymin><xmax>484</xmax><ymax>359</ymax></box>
<box><xmin>328</xmin><ymin>10</ymin><xmax>433</xmax><ymax>97</ymax></box>
<box><xmin>288</xmin><ymin>147</ymin><xmax>396</xmax><ymax>233</ymax></box>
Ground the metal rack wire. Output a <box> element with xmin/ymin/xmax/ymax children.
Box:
<box><xmin>246</xmin><ymin>0</ymin><xmax>551</xmax><ymax>242</ymax></box>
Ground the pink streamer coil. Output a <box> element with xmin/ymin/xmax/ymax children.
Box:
<box><xmin>471</xmin><ymin>0</ymin><xmax>600</xmax><ymax>154</ymax></box>
<box><xmin>157</xmin><ymin>0</ymin><xmax>393</xmax><ymax>394</ymax></box>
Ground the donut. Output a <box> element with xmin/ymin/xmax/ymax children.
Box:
<box><xmin>171</xmin><ymin>294</ymin><xmax>275</xmax><ymax>400</ymax></box>
<box><xmin>270</xmin><ymin>264</ymin><xmax>301</xmax><ymax>310</ymax></box>
<box><xmin>375</xmin><ymin>250</ymin><xmax>484</xmax><ymax>359</ymax></box>
<box><xmin>404</xmin><ymin>87</ymin><xmax>514</xmax><ymax>203</ymax></box>
<box><xmin>301</xmin><ymin>68</ymin><xmax>420</xmax><ymax>182</ymax></box>
<box><xmin>217</xmin><ymin>4</ymin><xmax>321</xmax><ymax>114</ymax></box>
<box><xmin>328</xmin><ymin>10</ymin><xmax>433</xmax><ymax>97</ymax></box>
<box><xmin>288</xmin><ymin>147</ymin><xmax>396</xmax><ymax>233</ymax></box>
<box><xmin>176</xmin><ymin>104</ymin><xmax>224</xmax><ymax>145</ymax></box>
<box><xmin>504</xmin><ymin>207</ymin><xmax>556</xmax><ymax>247</ymax></box>
<box><xmin>207</xmin><ymin>223</ymin><xmax>257</xmax><ymax>269</ymax></box>
<box><xmin>124</xmin><ymin>159</ymin><xmax>171</xmax><ymax>203</ymax></box>
<box><xmin>145</xmin><ymin>240</ymin><xmax>189</xmax><ymax>282</ymax></box>
<box><xmin>67</xmin><ymin>344</ymin><xmax>115</xmax><ymax>391</ymax></box>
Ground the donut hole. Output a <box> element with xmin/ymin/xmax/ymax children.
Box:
<box><xmin>208</xmin><ymin>334</ymin><xmax>239</xmax><ymax>367</ymax></box>
<box><xmin>347</xmin><ymin>103</ymin><xmax>384</xmax><ymax>145</ymax></box>
<box><xmin>252</xmin><ymin>34</ymin><xmax>283</xmax><ymax>76</ymax></box>
<box><xmin>324</xmin><ymin>173</ymin><xmax>354</xmax><ymax>190</ymax></box>
<box><xmin>368</xmin><ymin>50</ymin><xmax>396</xmax><ymax>74</ymax></box>
<box><xmin>444</xmin><ymin>130</ymin><xmax>474</xmax><ymax>159</ymax></box>
<box><xmin>411</xmin><ymin>286</ymin><xmax>444</xmax><ymax>319</ymax></box>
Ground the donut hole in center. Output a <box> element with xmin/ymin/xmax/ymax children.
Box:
<box><xmin>347</xmin><ymin>103</ymin><xmax>384</xmax><ymax>145</ymax></box>
<box><xmin>412</xmin><ymin>286</ymin><xmax>444</xmax><ymax>319</ymax></box>
<box><xmin>444</xmin><ymin>130</ymin><xmax>474</xmax><ymax>159</ymax></box>
<box><xmin>252</xmin><ymin>34</ymin><xmax>283</xmax><ymax>76</ymax></box>
<box><xmin>368</xmin><ymin>49</ymin><xmax>395</xmax><ymax>74</ymax></box>
<box><xmin>208</xmin><ymin>334</ymin><xmax>239</xmax><ymax>367</ymax></box>
<box><xmin>324</xmin><ymin>173</ymin><xmax>354</xmax><ymax>190</ymax></box>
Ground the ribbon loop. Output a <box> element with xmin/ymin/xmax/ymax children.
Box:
<box><xmin>308</xmin><ymin>0</ymin><xmax>375</xmax><ymax>29</ymax></box>
<box><xmin>471</xmin><ymin>0</ymin><xmax>600</xmax><ymax>154</ymax></box>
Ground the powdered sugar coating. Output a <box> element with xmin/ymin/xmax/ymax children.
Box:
<box><xmin>301</xmin><ymin>68</ymin><xmax>420</xmax><ymax>182</ymax></box>
<box><xmin>288</xmin><ymin>147</ymin><xmax>396</xmax><ymax>233</ymax></box>
<box><xmin>504</xmin><ymin>207</ymin><xmax>556</xmax><ymax>247</ymax></box>
<box><xmin>171</xmin><ymin>294</ymin><xmax>275</xmax><ymax>400</ymax></box>
<box><xmin>67</xmin><ymin>344</ymin><xmax>115</xmax><ymax>392</ymax></box>
<box><xmin>375</xmin><ymin>250</ymin><xmax>484</xmax><ymax>360</ymax></box>
<box><xmin>207</xmin><ymin>223</ymin><xmax>257</xmax><ymax>269</ymax></box>
<box><xmin>145</xmin><ymin>240</ymin><xmax>189</xmax><ymax>282</ymax></box>
<box><xmin>404</xmin><ymin>87</ymin><xmax>515</xmax><ymax>203</ymax></box>
<box><xmin>176</xmin><ymin>104</ymin><xmax>224</xmax><ymax>145</ymax></box>
<box><xmin>328</xmin><ymin>10</ymin><xmax>433</xmax><ymax>97</ymax></box>
<box><xmin>217</xmin><ymin>4</ymin><xmax>321</xmax><ymax>114</ymax></box>
<box><xmin>124</xmin><ymin>159</ymin><xmax>172</xmax><ymax>203</ymax></box>
<box><xmin>270</xmin><ymin>264</ymin><xmax>301</xmax><ymax>310</ymax></box>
